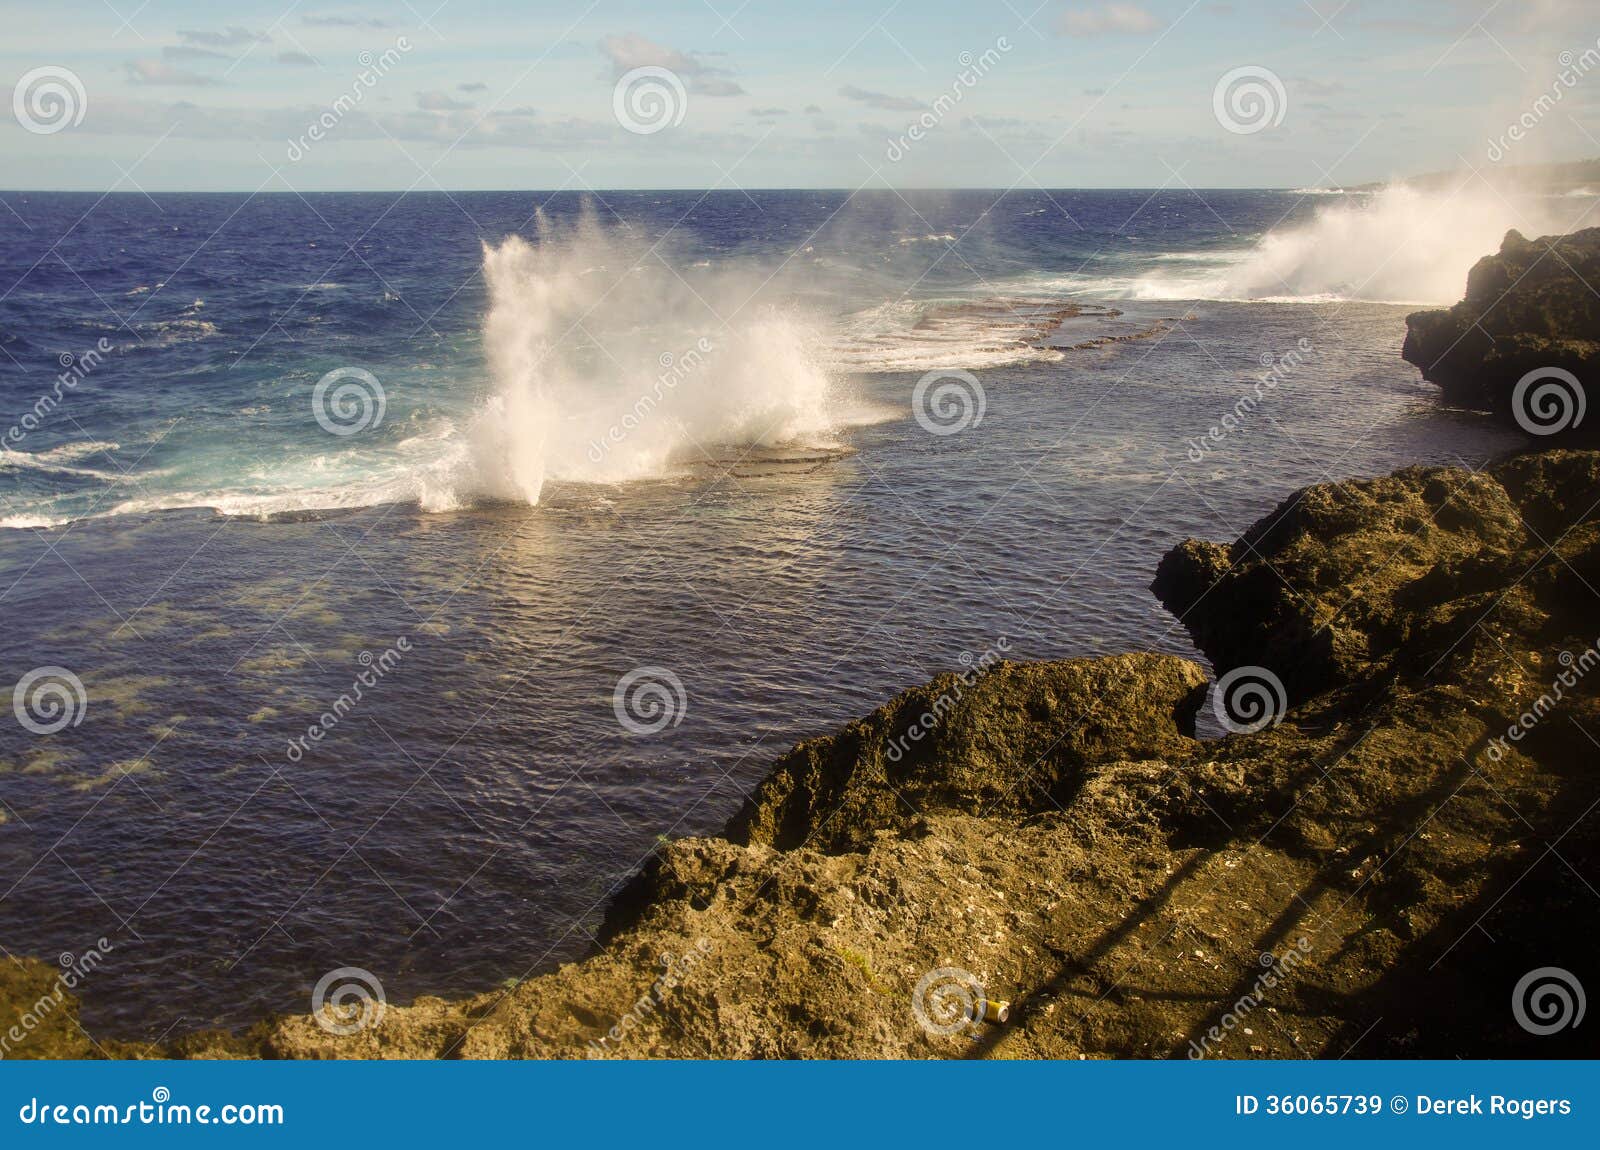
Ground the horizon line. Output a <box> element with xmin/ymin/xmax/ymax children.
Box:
<box><xmin>0</xmin><ymin>185</ymin><xmax>1349</xmax><ymax>196</ymax></box>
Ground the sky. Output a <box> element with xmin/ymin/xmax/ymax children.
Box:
<box><xmin>3</xmin><ymin>0</ymin><xmax>1599</xmax><ymax>191</ymax></box>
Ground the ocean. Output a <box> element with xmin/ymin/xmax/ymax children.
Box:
<box><xmin>0</xmin><ymin>185</ymin><xmax>1580</xmax><ymax>1038</ymax></box>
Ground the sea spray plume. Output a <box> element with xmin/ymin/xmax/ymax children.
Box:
<box><xmin>471</xmin><ymin>205</ymin><xmax>839</xmax><ymax>502</ymax></box>
<box><xmin>1128</xmin><ymin>183</ymin><xmax>1575</xmax><ymax>304</ymax></box>
<box><xmin>1215</xmin><ymin>184</ymin><xmax>1573</xmax><ymax>303</ymax></box>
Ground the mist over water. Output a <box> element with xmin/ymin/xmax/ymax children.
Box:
<box><xmin>3</xmin><ymin>182</ymin><xmax>1591</xmax><ymax>531</ymax></box>
<box><xmin>1124</xmin><ymin>184</ymin><xmax>1592</xmax><ymax>304</ymax></box>
<box><xmin>471</xmin><ymin>210</ymin><xmax>844</xmax><ymax>502</ymax></box>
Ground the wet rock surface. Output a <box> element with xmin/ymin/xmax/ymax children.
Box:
<box><xmin>1403</xmin><ymin>227</ymin><xmax>1600</xmax><ymax>431</ymax></box>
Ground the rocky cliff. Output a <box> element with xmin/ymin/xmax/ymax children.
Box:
<box><xmin>1403</xmin><ymin>227</ymin><xmax>1600</xmax><ymax>434</ymax></box>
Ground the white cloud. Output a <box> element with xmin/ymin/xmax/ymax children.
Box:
<box><xmin>69</xmin><ymin>97</ymin><xmax>625</xmax><ymax>152</ymax></box>
<box><xmin>1057</xmin><ymin>4</ymin><xmax>1163</xmax><ymax>35</ymax></box>
<box><xmin>597</xmin><ymin>33</ymin><xmax>746</xmax><ymax>97</ymax></box>
<box><xmin>417</xmin><ymin>90</ymin><xmax>473</xmax><ymax>112</ymax></box>
<box><xmin>304</xmin><ymin>14</ymin><xmax>393</xmax><ymax>29</ymax></box>
<box><xmin>838</xmin><ymin>85</ymin><xmax>925</xmax><ymax>111</ymax></box>
<box><xmin>178</xmin><ymin>26</ymin><xmax>270</xmax><ymax>47</ymax></box>
<box><xmin>163</xmin><ymin>45</ymin><xmax>231</xmax><ymax>62</ymax></box>
<box><xmin>126</xmin><ymin>59</ymin><xmax>222</xmax><ymax>86</ymax></box>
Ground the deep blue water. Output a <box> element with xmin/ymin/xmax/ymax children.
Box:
<box><xmin>0</xmin><ymin>189</ymin><xmax>1521</xmax><ymax>1037</ymax></box>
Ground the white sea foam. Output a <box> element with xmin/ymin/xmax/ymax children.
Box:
<box><xmin>0</xmin><ymin>440</ymin><xmax>128</xmax><ymax>477</ymax></box>
<box><xmin>4</xmin><ymin>212</ymin><xmax>885</xmax><ymax>529</ymax></box>
<box><xmin>454</xmin><ymin>207</ymin><xmax>848</xmax><ymax>503</ymax></box>
<box><xmin>1099</xmin><ymin>184</ymin><xmax>1590</xmax><ymax>305</ymax></box>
